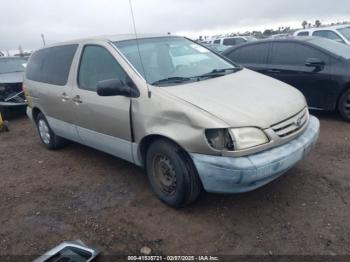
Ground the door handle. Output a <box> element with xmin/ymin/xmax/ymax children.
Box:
<box><xmin>72</xmin><ymin>95</ymin><xmax>83</xmax><ymax>104</ymax></box>
<box><xmin>267</xmin><ymin>69</ymin><xmax>281</xmax><ymax>73</ymax></box>
<box><xmin>61</xmin><ymin>92</ymin><xmax>70</xmax><ymax>102</ymax></box>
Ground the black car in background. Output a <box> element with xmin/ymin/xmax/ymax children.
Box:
<box><xmin>0</xmin><ymin>57</ymin><xmax>28</xmax><ymax>118</ymax></box>
<box><xmin>222</xmin><ymin>37</ymin><xmax>350</xmax><ymax>122</ymax></box>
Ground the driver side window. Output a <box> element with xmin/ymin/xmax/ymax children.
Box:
<box><xmin>78</xmin><ymin>45</ymin><xmax>128</xmax><ymax>91</ymax></box>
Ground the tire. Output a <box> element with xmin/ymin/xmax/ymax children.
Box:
<box><xmin>338</xmin><ymin>88</ymin><xmax>350</xmax><ymax>122</ymax></box>
<box><xmin>35</xmin><ymin>112</ymin><xmax>66</xmax><ymax>150</ymax></box>
<box><xmin>145</xmin><ymin>139</ymin><xmax>202</xmax><ymax>208</ymax></box>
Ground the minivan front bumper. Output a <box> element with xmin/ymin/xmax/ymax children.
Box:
<box><xmin>190</xmin><ymin>115</ymin><xmax>320</xmax><ymax>193</ymax></box>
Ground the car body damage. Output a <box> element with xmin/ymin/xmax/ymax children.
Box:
<box><xmin>131</xmin><ymin>83</ymin><xmax>229</xmax><ymax>162</ymax></box>
<box><xmin>131</xmin><ymin>70</ymin><xmax>311</xmax><ymax>160</ymax></box>
<box><xmin>190</xmin><ymin>116</ymin><xmax>320</xmax><ymax>193</ymax></box>
<box><xmin>0</xmin><ymin>82</ymin><xmax>26</xmax><ymax>106</ymax></box>
<box><xmin>0</xmin><ymin>57</ymin><xmax>28</xmax><ymax>116</ymax></box>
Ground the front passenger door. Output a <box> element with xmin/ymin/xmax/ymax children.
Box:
<box><xmin>72</xmin><ymin>44</ymin><xmax>136</xmax><ymax>162</ymax></box>
<box><xmin>266</xmin><ymin>42</ymin><xmax>335</xmax><ymax>109</ymax></box>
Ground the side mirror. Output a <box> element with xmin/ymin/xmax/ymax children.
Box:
<box><xmin>97</xmin><ymin>79</ymin><xmax>138</xmax><ymax>97</ymax></box>
<box><xmin>305</xmin><ymin>58</ymin><xmax>325</xmax><ymax>69</ymax></box>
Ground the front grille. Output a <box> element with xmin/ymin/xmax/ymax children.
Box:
<box><xmin>271</xmin><ymin>108</ymin><xmax>309</xmax><ymax>138</ymax></box>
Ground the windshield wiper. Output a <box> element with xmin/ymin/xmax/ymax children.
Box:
<box><xmin>196</xmin><ymin>67</ymin><xmax>242</xmax><ymax>79</ymax></box>
<box><xmin>151</xmin><ymin>67</ymin><xmax>242</xmax><ymax>86</ymax></box>
<box><xmin>151</xmin><ymin>76</ymin><xmax>197</xmax><ymax>86</ymax></box>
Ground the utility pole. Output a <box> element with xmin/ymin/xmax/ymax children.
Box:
<box><xmin>18</xmin><ymin>45</ymin><xmax>24</xmax><ymax>57</ymax></box>
<box><xmin>41</xmin><ymin>33</ymin><xmax>46</xmax><ymax>46</ymax></box>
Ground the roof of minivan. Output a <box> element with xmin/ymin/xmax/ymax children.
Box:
<box><xmin>42</xmin><ymin>34</ymin><xmax>176</xmax><ymax>48</ymax></box>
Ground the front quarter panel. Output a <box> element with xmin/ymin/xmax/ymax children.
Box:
<box><xmin>132</xmin><ymin>87</ymin><xmax>229</xmax><ymax>156</ymax></box>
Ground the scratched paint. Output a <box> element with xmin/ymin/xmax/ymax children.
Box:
<box><xmin>190</xmin><ymin>116</ymin><xmax>320</xmax><ymax>193</ymax></box>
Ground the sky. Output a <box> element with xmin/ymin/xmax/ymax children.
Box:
<box><xmin>1</xmin><ymin>0</ymin><xmax>350</xmax><ymax>53</ymax></box>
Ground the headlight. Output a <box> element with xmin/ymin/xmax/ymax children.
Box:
<box><xmin>230</xmin><ymin>127</ymin><xmax>269</xmax><ymax>150</ymax></box>
<box><xmin>205</xmin><ymin>129</ymin><xmax>234</xmax><ymax>151</ymax></box>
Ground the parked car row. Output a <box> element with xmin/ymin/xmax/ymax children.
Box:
<box><xmin>205</xmin><ymin>25</ymin><xmax>350</xmax><ymax>47</ymax></box>
<box><xmin>222</xmin><ymin>36</ymin><xmax>350</xmax><ymax>121</ymax></box>
<box><xmin>23</xmin><ymin>34</ymin><xmax>319</xmax><ymax>207</ymax></box>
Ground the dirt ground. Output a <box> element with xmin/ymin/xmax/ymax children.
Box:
<box><xmin>0</xmin><ymin>111</ymin><xmax>349</xmax><ymax>259</ymax></box>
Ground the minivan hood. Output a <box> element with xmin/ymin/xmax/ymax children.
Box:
<box><xmin>0</xmin><ymin>71</ymin><xmax>24</xmax><ymax>84</ymax></box>
<box><xmin>162</xmin><ymin>69</ymin><xmax>306</xmax><ymax>128</ymax></box>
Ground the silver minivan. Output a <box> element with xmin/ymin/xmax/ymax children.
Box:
<box><xmin>24</xmin><ymin>35</ymin><xmax>320</xmax><ymax>207</ymax></box>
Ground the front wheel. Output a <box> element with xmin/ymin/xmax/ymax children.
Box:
<box><xmin>339</xmin><ymin>89</ymin><xmax>350</xmax><ymax>122</ymax></box>
<box><xmin>35</xmin><ymin>112</ymin><xmax>66</xmax><ymax>150</ymax></box>
<box><xmin>146</xmin><ymin>139</ymin><xmax>202</xmax><ymax>208</ymax></box>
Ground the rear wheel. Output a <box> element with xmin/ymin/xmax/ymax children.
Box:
<box><xmin>339</xmin><ymin>89</ymin><xmax>350</xmax><ymax>122</ymax></box>
<box><xmin>35</xmin><ymin>112</ymin><xmax>66</xmax><ymax>149</ymax></box>
<box><xmin>146</xmin><ymin>139</ymin><xmax>202</xmax><ymax>208</ymax></box>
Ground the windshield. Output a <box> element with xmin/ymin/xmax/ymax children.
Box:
<box><xmin>0</xmin><ymin>58</ymin><xmax>27</xmax><ymax>74</ymax></box>
<box><xmin>114</xmin><ymin>37</ymin><xmax>236</xmax><ymax>85</ymax></box>
<box><xmin>308</xmin><ymin>37</ymin><xmax>350</xmax><ymax>59</ymax></box>
<box><xmin>337</xmin><ymin>27</ymin><xmax>350</xmax><ymax>41</ymax></box>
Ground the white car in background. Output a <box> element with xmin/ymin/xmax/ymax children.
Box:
<box><xmin>294</xmin><ymin>25</ymin><xmax>350</xmax><ymax>45</ymax></box>
<box><xmin>209</xmin><ymin>36</ymin><xmax>257</xmax><ymax>46</ymax></box>
<box><xmin>268</xmin><ymin>33</ymin><xmax>290</xmax><ymax>39</ymax></box>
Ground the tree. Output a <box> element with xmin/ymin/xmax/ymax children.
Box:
<box><xmin>282</xmin><ymin>26</ymin><xmax>291</xmax><ymax>33</ymax></box>
<box><xmin>302</xmin><ymin>21</ymin><xmax>308</xmax><ymax>29</ymax></box>
<box><xmin>263</xmin><ymin>29</ymin><xmax>273</xmax><ymax>36</ymax></box>
<box><xmin>315</xmin><ymin>20</ymin><xmax>322</xmax><ymax>27</ymax></box>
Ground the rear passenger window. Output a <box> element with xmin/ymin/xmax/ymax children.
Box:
<box><xmin>227</xmin><ymin>43</ymin><xmax>269</xmax><ymax>64</ymax></box>
<box><xmin>213</xmin><ymin>39</ymin><xmax>221</xmax><ymax>44</ymax></box>
<box><xmin>78</xmin><ymin>45</ymin><xmax>129</xmax><ymax>91</ymax></box>
<box><xmin>270</xmin><ymin>42</ymin><xmax>329</xmax><ymax>65</ymax></box>
<box><xmin>26</xmin><ymin>45</ymin><xmax>78</xmax><ymax>86</ymax></box>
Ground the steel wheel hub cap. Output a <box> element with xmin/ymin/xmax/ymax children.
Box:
<box><xmin>38</xmin><ymin>119</ymin><xmax>50</xmax><ymax>144</ymax></box>
<box><xmin>152</xmin><ymin>155</ymin><xmax>177</xmax><ymax>195</ymax></box>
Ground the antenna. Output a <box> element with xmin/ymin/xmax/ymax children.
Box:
<box><xmin>128</xmin><ymin>0</ymin><xmax>151</xmax><ymax>98</ymax></box>
<box><xmin>41</xmin><ymin>33</ymin><xmax>46</xmax><ymax>46</ymax></box>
